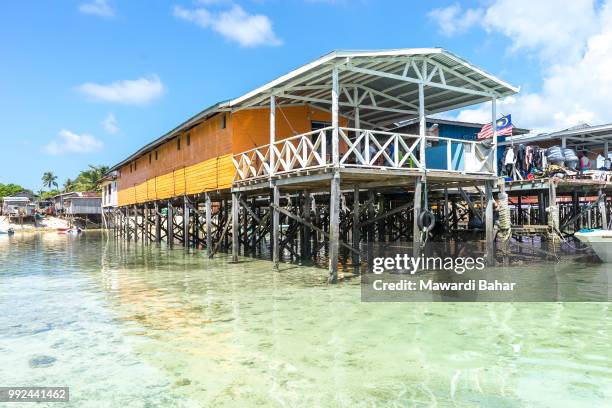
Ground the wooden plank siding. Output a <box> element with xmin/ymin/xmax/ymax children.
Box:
<box><xmin>116</xmin><ymin>105</ymin><xmax>339</xmax><ymax>206</ymax></box>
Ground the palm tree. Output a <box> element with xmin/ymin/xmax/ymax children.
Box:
<box><xmin>41</xmin><ymin>171</ymin><xmax>58</xmax><ymax>191</ymax></box>
<box><xmin>63</xmin><ymin>178</ymin><xmax>76</xmax><ymax>193</ymax></box>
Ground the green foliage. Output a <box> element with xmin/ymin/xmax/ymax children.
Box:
<box><xmin>62</xmin><ymin>178</ymin><xmax>76</xmax><ymax>193</ymax></box>
<box><xmin>0</xmin><ymin>183</ymin><xmax>32</xmax><ymax>198</ymax></box>
<box><xmin>40</xmin><ymin>190</ymin><xmax>60</xmax><ymax>200</ymax></box>
<box><xmin>72</xmin><ymin>165</ymin><xmax>109</xmax><ymax>192</ymax></box>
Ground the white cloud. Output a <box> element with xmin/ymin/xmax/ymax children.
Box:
<box><xmin>433</xmin><ymin>0</ymin><xmax>612</xmax><ymax>133</ymax></box>
<box><xmin>101</xmin><ymin>113</ymin><xmax>119</xmax><ymax>134</ymax></box>
<box><xmin>173</xmin><ymin>4</ymin><xmax>282</xmax><ymax>47</ymax></box>
<box><xmin>482</xmin><ymin>0</ymin><xmax>597</xmax><ymax>62</ymax></box>
<box><xmin>45</xmin><ymin>129</ymin><xmax>104</xmax><ymax>155</ymax></box>
<box><xmin>79</xmin><ymin>0</ymin><xmax>115</xmax><ymax>18</ymax></box>
<box><xmin>428</xmin><ymin>3</ymin><xmax>483</xmax><ymax>36</ymax></box>
<box><xmin>77</xmin><ymin>75</ymin><xmax>165</xmax><ymax>105</ymax></box>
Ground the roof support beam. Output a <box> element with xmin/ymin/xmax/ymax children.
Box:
<box><xmin>345</xmin><ymin>66</ymin><xmax>496</xmax><ymax>99</ymax></box>
<box><xmin>278</xmin><ymin>93</ymin><xmax>418</xmax><ymax>115</ymax></box>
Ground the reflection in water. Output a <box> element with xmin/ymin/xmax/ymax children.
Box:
<box><xmin>0</xmin><ymin>232</ymin><xmax>611</xmax><ymax>407</ymax></box>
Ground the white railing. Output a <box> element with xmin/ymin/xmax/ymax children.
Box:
<box><xmin>271</xmin><ymin>128</ymin><xmax>327</xmax><ymax>174</ymax></box>
<box><xmin>233</xmin><ymin>127</ymin><xmax>495</xmax><ymax>182</ymax></box>
<box><xmin>233</xmin><ymin>128</ymin><xmax>329</xmax><ymax>181</ymax></box>
<box><xmin>339</xmin><ymin>127</ymin><xmax>422</xmax><ymax>169</ymax></box>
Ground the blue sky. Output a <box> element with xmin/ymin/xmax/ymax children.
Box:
<box><xmin>1</xmin><ymin>0</ymin><xmax>609</xmax><ymax>190</ymax></box>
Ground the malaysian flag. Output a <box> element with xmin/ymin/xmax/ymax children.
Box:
<box><xmin>477</xmin><ymin>114</ymin><xmax>513</xmax><ymax>139</ymax></box>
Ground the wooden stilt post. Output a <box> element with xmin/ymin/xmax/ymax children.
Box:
<box><xmin>124</xmin><ymin>207</ymin><xmax>130</xmax><ymax>241</ymax></box>
<box><xmin>272</xmin><ymin>185</ymin><xmax>280</xmax><ymax>268</ymax></box>
<box><xmin>167</xmin><ymin>201</ymin><xmax>174</xmax><ymax>247</ymax></box>
<box><xmin>328</xmin><ymin>171</ymin><xmax>341</xmax><ymax>283</ymax></box>
<box><xmin>548</xmin><ymin>180</ymin><xmax>558</xmax><ymax>232</ymax></box>
<box><xmin>352</xmin><ymin>185</ymin><xmax>361</xmax><ymax>274</ymax></box>
<box><xmin>205</xmin><ymin>193</ymin><xmax>212</xmax><ymax>257</ymax></box>
<box><xmin>232</xmin><ymin>192</ymin><xmax>239</xmax><ymax>262</ymax></box>
<box><xmin>443</xmin><ymin>187</ymin><xmax>449</xmax><ymax>231</ymax></box>
<box><xmin>599</xmin><ymin>189</ymin><xmax>608</xmax><ymax>230</ymax></box>
<box><xmin>412</xmin><ymin>177</ymin><xmax>422</xmax><ymax>258</ymax></box>
<box><xmin>183</xmin><ymin>196</ymin><xmax>190</xmax><ymax>248</ymax></box>
<box><xmin>143</xmin><ymin>204</ymin><xmax>148</xmax><ymax>244</ymax></box>
<box><xmin>303</xmin><ymin>191</ymin><xmax>312</xmax><ymax>262</ymax></box>
<box><xmin>154</xmin><ymin>201</ymin><xmax>161</xmax><ymax>243</ymax></box>
<box><xmin>367</xmin><ymin>190</ymin><xmax>375</xmax><ymax>268</ymax></box>
<box><xmin>485</xmin><ymin>180</ymin><xmax>495</xmax><ymax>266</ymax></box>
<box><xmin>131</xmin><ymin>205</ymin><xmax>137</xmax><ymax>242</ymax></box>
<box><xmin>378</xmin><ymin>194</ymin><xmax>386</xmax><ymax>242</ymax></box>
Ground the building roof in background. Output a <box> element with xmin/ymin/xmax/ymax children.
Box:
<box><xmin>108</xmin><ymin>48</ymin><xmax>519</xmax><ymax>172</ymax></box>
<box><xmin>393</xmin><ymin>117</ymin><xmax>530</xmax><ymax>135</ymax></box>
<box><xmin>501</xmin><ymin>122</ymin><xmax>612</xmax><ymax>147</ymax></box>
<box><xmin>2</xmin><ymin>196</ymin><xmax>31</xmax><ymax>202</ymax></box>
<box><xmin>51</xmin><ymin>191</ymin><xmax>100</xmax><ymax>199</ymax></box>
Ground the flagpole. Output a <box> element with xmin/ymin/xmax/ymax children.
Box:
<box><xmin>492</xmin><ymin>97</ymin><xmax>497</xmax><ymax>176</ymax></box>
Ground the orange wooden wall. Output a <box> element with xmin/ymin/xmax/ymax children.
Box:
<box><xmin>116</xmin><ymin>104</ymin><xmax>342</xmax><ymax>206</ymax></box>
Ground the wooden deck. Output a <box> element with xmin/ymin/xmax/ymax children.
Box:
<box><xmin>501</xmin><ymin>177</ymin><xmax>612</xmax><ymax>194</ymax></box>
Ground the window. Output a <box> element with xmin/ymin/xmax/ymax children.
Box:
<box><xmin>155</xmin><ymin>150</ymin><xmax>158</xmax><ymax>160</ymax></box>
<box><xmin>134</xmin><ymin>161</ymin><xmax>137</xmax><ymax>171</ymax></box>
<box><xmin>186</xmin><ymin>133</ymin><xmax>191</xmax><ymax>147</ymax></box>
<box><xmin>177</xmin><ymin>137</ymin><xmax>181</xmax><ymax>151</ymax></box>
<box><xmin>149</xmin><ymin>153</ymin><xmax>152</xmax><ymax>164</ymax></box>
<box><xmin>130</xmin><ymin>163</ymin><xmax>133</xmax><ymax>173</ymax></box>
<box><xmin>221</xmin><ymin>114</ymin><xmax>227</xmax><ymax>129</ymax></box>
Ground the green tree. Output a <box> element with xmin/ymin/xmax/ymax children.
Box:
<box><xmin>74</xmin><ymin>165</ymin><xmax>109</xmax><ymax>192</ymax></box>
<box><xmin>0</xmin><ymin>183</ymin><xmax>30</xmax><ymax>198</ymax></box>
<box><xmin>63</xmin><ymin>178</ymin><xmax>76</xmax><ymax>192</ymax></box>
<box><xmin>41</xmin><ymin>171</ymin><xmax>58</xmax><ymax>191</ymax></box>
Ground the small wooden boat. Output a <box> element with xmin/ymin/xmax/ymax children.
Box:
<box><xmin>0</xmin><ymin>228</ymin><xmax>15</xmax><ymax>235</ymax></box>
<box><xmin>58</xmin><ymin>227</ymin><xmax>82</xmax><ymax>235</ymax></box>
<box><xmin>574</xmin><ymin>229</ymin><xmax>612</xmax><ymax>262</ymax></box>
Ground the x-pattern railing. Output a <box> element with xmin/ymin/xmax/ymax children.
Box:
<box><xmin>271</xmin><ymin>128</ymin><xmax>327</xmax><ymax>174</ymax></box>
<box><xmin>233</xmin><ymin>145</ymin><xmax>271</xmax><ymax>181</ymax></box>
<box><xmin>233</xmin><ymin>128</ymin><xmax>328</xmax><ymax>181</ymax></box>
<box><xmin>233</xmin><ymin>126</ymin><xmax>495</xmax><ymax>182</ymax></box>
<box><xmin>339</xmin><ymin>127</ymin><xmax>422</xmax><ymax>169</ymax></box>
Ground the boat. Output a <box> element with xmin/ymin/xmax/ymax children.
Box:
<box><xmin>574</xmin><ymin>229</ymin><xmax>612</xmax><ymax>262</ymax></box>
<box><xmin>0</xmin><ymin>228</ymin><xmax>15</xmax><ymax>235</ymax></box>
<box><xmin>58</xmin><ymin>227</ymin><xmax>82</xmax><ymax>235</ymax></box>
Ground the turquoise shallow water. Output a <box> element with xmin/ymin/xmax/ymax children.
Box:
<box><xmin>0</xmin><ymin>232</ymin><xmax>611</xmax><ymax>407</ymax></box>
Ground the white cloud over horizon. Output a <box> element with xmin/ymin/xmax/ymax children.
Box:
<box><xmin>173</xmin><ymin>3</ymin><xmax>282</xmax><ymax>47</ymax></box>
<box><xmin>79</xmin><ymin>0</ymin><xmax>115</xmax><ymax>18</ymax></box>
<box><xmin>430</xmin><ymin>0</ymin><xmax>612</xmax><ymax>134</ymax></box>
<box><xmin>101</xmin><ymin>113</ymin><xmax>119</xmax><ymax>134</ymax></box>
<box><xmin>77</xmin><ymin>75</ymin><xmax>165</xmax><ymax>105</ymax></box>
<box><xmin>45</xmin><ymin>129</ymin><xmax>104</xmax><ymax>155</ymax></box>
<box><xmin>427</xmin><ymin>4</ymin><xmax>483</xmax><ymax>37</ymax></box>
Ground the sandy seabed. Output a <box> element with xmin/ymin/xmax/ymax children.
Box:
<box><xmin>0</xmin><ymin>215</ymin><xmax>70</xmax><ymax>232</ymax></box>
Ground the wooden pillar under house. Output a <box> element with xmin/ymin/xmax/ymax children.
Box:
<box><xmin>328</xmin><ymin>171</ymin><xmax>341</xmax><ymax>283</ymax></box>
<box><xmin>272</xmin><ymin>186</ymin><xmax>280</xmax><ymax>268</ymax></box>
<box><xmin>302</xmin><ymin>191</ymin><xmax>312</xmax><ymax>262</ymax></box>
<box><xmin>183</xmin><ymin>197</ymin><xmax>190</xmax><ymax>248</ymax></box>
<box><xmin>485</xmin><ymin>180</ymin><xmax>495</xmax><ymax>266</ymax></box>
<box><xmin>412</xmin><ymin>177</ymin><xmax>423</xmax><ymax>258</ymax></box>
<box><xmin>599</xmin><ymin>189</ymin><xmax>608</xmax><ymax>230</ymax></box>
<box><xmin>167</xmin><ymin>201</ymin><xmax>174</xmax><ymax>247</ymax></box>
<box><xmin>154</xmin><ymin>201</ymin><xmax>161</xmax><ymax>243</ymax></box>
<box><xmin>232</xmin><ymin>192</ymin><xmax>239</xmax><ymax>262</ymax></box>
<box><xmin>352</xmin><ymin>185</ymin><xmax>361</xmax><ymax>274</ymax></box>
<box><xmin>205</xmin><ymin>193</ymin><xmax>213</xmax><ymax>257</ymax></box>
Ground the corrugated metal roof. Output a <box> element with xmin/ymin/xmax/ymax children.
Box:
<box><xmin>501</xmin><ymin>123</ymin><xmax>612</xmax><ymax>146</ymax></box>
<box><xmin>109</xmin><ymin>48</ymin><xmax>518</xmax><ymax>172</ymax></box>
